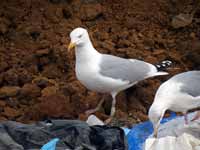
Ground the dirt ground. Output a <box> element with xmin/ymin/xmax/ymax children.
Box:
<box><xmin>0</xmin><ymin>0</ymin><xmax>199</xmax><ymax>125</ymax></box>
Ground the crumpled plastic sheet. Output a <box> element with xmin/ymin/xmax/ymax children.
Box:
<box><xmin>0</xmin><ymin>120</ymin><xmax>127</xmax><ymax>150</ymax></box>
<box><xmin>145</xmin><ymin>133</ymin><xmax>200</xmax><ymax>150</ymax></box>
<box><xmin>144</xmin><ymin>112</ymin><xmax>200</xmax><ymax>150</ymax></box>
<box><xmin>127</xmin><ymin>112</ymin><xmax>200</xmax><ymax>150</ymax></box>
<box><xmin>127</xmin><ymin>112</ymin><xmax>176</xmax><ymax>150</ymax></box>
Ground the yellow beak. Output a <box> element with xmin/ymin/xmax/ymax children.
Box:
<box><xmin>68</xmin><ymin>42</ymin><xmax>76</xmax><ymax>51</ymax></box>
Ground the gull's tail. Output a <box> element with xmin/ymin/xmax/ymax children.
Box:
<box><xmin>150</xmin><ymin>60</ymin><xmax>172</xmax><ymax>76</ymax></box>
<box><xmin>155</xmin><ymin>60</ymin><xmax>172</xmax><ymax>71</ymax></box>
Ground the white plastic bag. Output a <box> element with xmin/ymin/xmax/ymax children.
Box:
<box><xmin>144</xmin><ymin>112</ymin><xmax>200</xmax><ymax>150</ymax></box>
<box><xmin>86</xmin><ymin>115</ymin><xmax>104</xmax><ymax>126</ymax></box>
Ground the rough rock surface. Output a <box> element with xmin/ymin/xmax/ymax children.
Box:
<box><xmin>0</xmin><ymin>86</ymin><xmax>20</xmax><ymax>98</ymax></box>
<box><xmin>0</xmin><ymin>0</ymin><xmax>199</xmax><ymax>124</ymax></box>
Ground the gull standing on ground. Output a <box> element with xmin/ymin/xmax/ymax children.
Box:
<box><xmin>68</xmin><ymin>27</ymin><xmax>172</xmax><ymax>123</ymax></box>
<box><xmin>148</xmin><ymin>71</ymin><xmax>200</xmax><ymax>137</ymax></box>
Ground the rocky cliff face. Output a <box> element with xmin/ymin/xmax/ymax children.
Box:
<box><xmin>0</xmin><ymin>0</ymin><xmax>199</xmax><ymax>124</ymax></box>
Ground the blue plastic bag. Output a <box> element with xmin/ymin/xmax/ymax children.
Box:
<box><xmin>41</xmin><ymin>138</ymin><xmax>59</xmax><ymax>150</ymax></box>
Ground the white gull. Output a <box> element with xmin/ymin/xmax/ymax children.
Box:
<box><xmin>68</xmin><ymin>27</ymin><xmax>172</xmax><ymax>123</ymax></box>
<box><xmin>149</xmin><ymin>71</ymin><xmax>200</xmax><ymax>137</ymax></box>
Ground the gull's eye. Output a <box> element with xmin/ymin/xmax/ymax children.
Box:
<box><xmin>78</xmin><ymin>34</ymin><xmax>82</xmax><ymax>38</ymax></box>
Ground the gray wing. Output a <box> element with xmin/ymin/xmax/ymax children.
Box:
<box><xmin>173</xmin><ymin>71</ymin><xmax>200</xmax><ymax>97</ymax></box>
<box><xmin>99</xmin><ymin>54</ymin><xmax>152</xmax><ymax>83</ymax></box>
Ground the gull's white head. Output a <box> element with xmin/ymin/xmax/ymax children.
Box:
<box><xmin>68</xmin><ymin>27</ymin><xmax>90</xmax><ymax>50</ymax></box>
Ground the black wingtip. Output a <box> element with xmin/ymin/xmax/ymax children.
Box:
<box><xmin>155</xmin><ymin>60</ymin><xmax>172</xmax><ymax>71</ymax></box>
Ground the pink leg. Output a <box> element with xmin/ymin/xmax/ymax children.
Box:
<box><xmin>191</xmin><ymin>111</ymin><xmax>200</xmax><ymax>121</ymax></box>
<box><xmin>104</xmin><ymin>93</ymin><xmax>117</xmax><ymax>124</ymax></box>
<box><xmin>153</xmin><ymin>127</ymin><xmax>158</xmax><ymax>138</ymax></box>
<box><xmin>104</xmin><ymin>117</ymin><xmax>113</xmax><ymax>125</ymax></box>
<box><xmin>85</xmin><ymin>95</ymin><xmax>105</xmax><ymax>115</ymax></box>
<box><xmin>184</xmin><ymin>112</ymin><xmax>188</xmax><ymax>124</ymax></box>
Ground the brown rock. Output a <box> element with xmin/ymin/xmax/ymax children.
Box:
<box><xmin>38</xmin><ymin>40</ymin><xmax>50</xmax><ymax>49</ymax></box>
<box><xmin>38</xmin><ymin>94</ymin><xmax>74</xmax><ymax>118</ymax></box>
<box><xmin>41</xmin><ymin>86</ymin><xmax>58</xmax><ymax>97</ymax></box>
<box><xmin>145</xmin><ymin>56</ymin><xmax>158</xmax><ymax>64</ymax></box>
<box><xmin>78</xmin><ymin>113</ymin><xmax>88</xmax><ymax>121</ymax></box>
<box><xmin>171</xmin><ymin>13</ymin><xmax>193</xmax><ymax>29</ymax></box>
<box><xmin>116</xmin><ymin>48</ymin><xmax>126</xmax><ymax>54</ymax></box>
<box><xmin>44</xmin><ymin>6</ymin><xmax>62</xmax><ymax>23</ymax></box>
<box><xmin>152</xmin><ymin>49</ymin><xmax>165</xmax><ymax>55</ymax></box>
<box><xmin>0</xmin><ymin>105</ymin><xmax>3</xmax><ymax>113</ymax></box>
<box><xmin>4</xmin><ymin>68</ymin><xmax>32</xmax><ymax>85</ymax></box>
<box><xmin>27</xmin><ymin>64</ymin><xmax>38</xmax><ymax>74</ymax></box>
<box><xmin>0</xmin><ymin>100</ymin><xmax>6</xmax><ymax>107</ymax></box>
<box><xmin>191</xmin><ymin>40</ymin><xmax>200</xmax><ymax>51</ymax></box>
<box><xmin>189</xmin><ymin>32</ymin><xmax>196</xmax><ymax>39</ymax></box>
<box><xmin>0</xmin><ymin>116</ymin><xmax>7</xmax><ymax>121</ymax></box>
<box><xmin>135</xmin><ymin>111</ymin><xmax>148</xmax><ymax>121</ymax></box>
<box><xmin>143</xmin><ymin>38</ymin><xmax>155</xmax><ymax>49</ymax></box>
<box><xmin>70</xmin><ymin>93</ymin><xmax>86</xmax><ymax>113</ymax></box>
<box><xmin>116</xmin><ymin>92</ymin><xmax>128</xmax><ymax>112</ymax></box>
<box><xmin>18</xmin><ymin>69</ymin><xmax>33</xmax><ymax>85</ymax></box>
<box><xmin>98</xmin><ymin>41</ymin><xmax>115</xmax><ymax>51</ymax></box>
<box><xmin>21</xmin><ymin>83</ymin><xmax>41</xmax><ymax>98</ymax></box>
<box><xmin>0</xmin><ymin>17</ymin><xmax>10</xmax><ymax>34</ymax></box>
<box><xmin>22</xmin><ymin>55</ymin><xmax>37</xmax><ymax>66</ymax></box>
<box><xmin>126</xmin><ymin>48</ymin><xmax>137</xmax><ymax>58</ymax></box>
<box><xmin>81</xmin><ymin>0</ymin><xmax>99</xmax><ymax>3</ymax></box>
<box><xmin>0</xmin><ymin>86</ymin><xmax>20</xmax><ymax>98</ymax></box>
<box><xmin>117</xmin><ymin>39</ymin><xmax>132</xmax><ymax>48</ymax></box>
<box><xmin>93</xmin><ymin>32</ymin><xmax>110</xmax><ymax>41</ymax></box>
<box><xmin>6</xmin><ymin>97</ymin><xmax>19</xmax><ymax>108</ymax></box>
<box><xmin>62</xmin><ymin>8</ymin><xmax>72</xmax><ymax>19</ymax></box>
<box><xmin>42</xmin><ymin>64</ymin><xmax>62</xmax><ymax>78</ymax></box>
<box><xmin>115</xmin><ymin>109</ymin><xmax>128</xmax><ymax>119</ymax></box>
<box><xmin>4</xmin><ymin>68</ymin><xmax>19</xmax><ymax>85</ymax></box>
<box><xmin>32</xmin><ymin>76</ymin><xmax>58</xmax><ymax>88</ymax></box>
<box><xmin>0</xmin><ymin>61</ymin><xmax>9</xmax><ymax>72</ymax></box>
<box><xmin>0</xmin><ymin>74</ymin><xmax>4</xmax><ymax>85</ymax></box>
<box><xmin>0</xmin><ymin>23</ymin><xmax>8</xmax><ymax>34</ymax></box>
<box><xmin>35</xmin><ymin>49</ymin><xmax>50</xmax><ymax>57</ymax></box>
<box><xmin>84</xmin><ymin>92</ymin><xmax>101</xmax><ymax>110</ymax></box>
<box><xmin>49</xmin><ymin>0</ymin><xmax>64</xmax><ymax>4</ymax></box>
<box><xmin>128</xmin><ymin>94</ymin><xmax>146</xmax><ymax>113</ymax></box>
<box><xmin>39</xmin><ymin>57</ymin><xmax>50</xmax><ymax>66</ymax></box>
<box><xmin>80</xmin><ymin>3</ymin><xmax>103</xmax><ymax>21</ymax></box>
<box><xmin>63</xmin><ymin>81</ymin><xmax>87</xmax><ymax>95</ymax></box>
<box><xmin>103</xmin><ymin>95</ymin><xmax>113</xmax><ymax>115</ymax></box>
<box><xmin>3</xmin><ymin>107</ymin><xmax>20</xmax><ymax>118</ymax></box>
<box><xmin>178</xmin><ymin>40</ymin><xmax>200</xmax><ymax>69</ymax></box>
<box><xmin>49</xmin><ymin>0</ymin><xmax>72</xmax><ymax>4</ymax></box>
<box><xmin>126</xmin><ymin>17</ymin><xmax>136</xmax><ymax>29</ymax></box>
